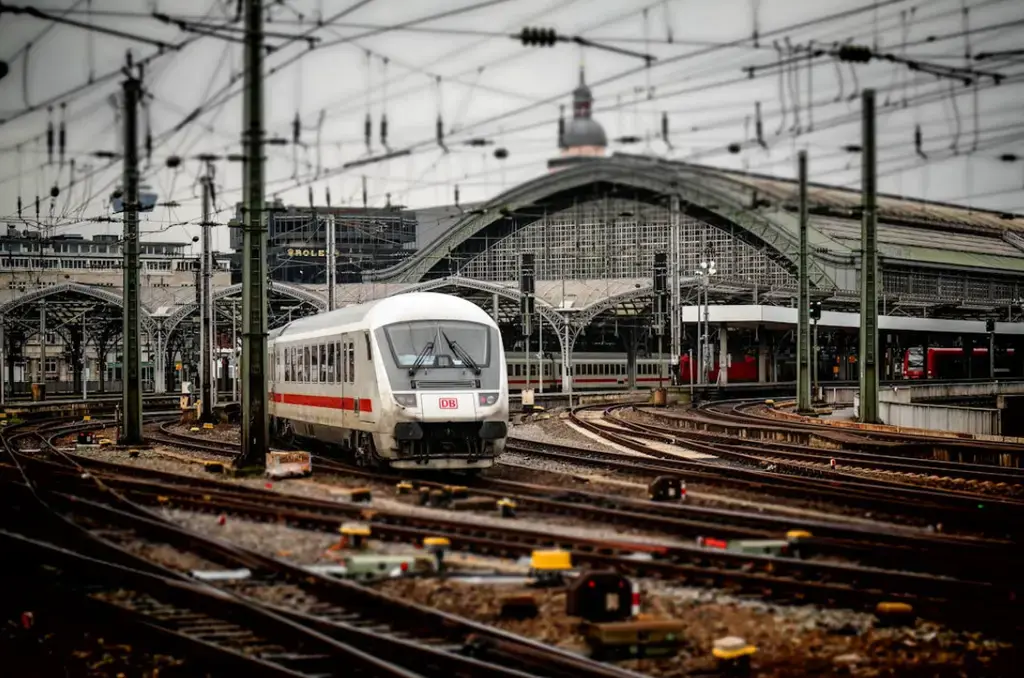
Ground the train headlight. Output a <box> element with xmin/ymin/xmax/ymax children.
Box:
<box><xmin>394</xmin><ymin>393</ymin><xmax>418</xmax><ymax>408</ymax></box>
<box><xmin>478</xmin><ymin>392</ymin><xmax>499</xmax><ymax>406</ymax></box>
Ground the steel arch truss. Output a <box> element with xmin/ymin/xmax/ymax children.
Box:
<box><xmin>0</xmin><ymin>282</ymin><xmax>155</xmax><ymax>332</ymax></box>
<box><xmin>367</xmin><ymin>158</ymin><xmax>837</xmax><ymax>290</ymax></box>
<box><xmin>162</xmin><ymin>281</ymin><xmax>328</xmax><ymax>337</ymax></box>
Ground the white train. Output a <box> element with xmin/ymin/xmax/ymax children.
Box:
<box><xmin>505</xmin><ymin>352</ymin><xmax>673</xmax><ymax>391</ymax></box>
<box><xmin>268</xmin><ymin>292</ymin><xmax>509</xmax><ymax>471</ymax></box>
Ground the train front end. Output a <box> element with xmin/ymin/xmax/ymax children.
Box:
<box><xmin>372</xmin><ymin>298</ymin><xmax>508</xmax><ymax>470</ymax></box>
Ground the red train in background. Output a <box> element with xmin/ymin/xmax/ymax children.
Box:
<box><xmin>903</xmin><ymin>346</ymin><xmax>1017</xmax><ymax>379</ymax></box>
<box><xmin>679</xmin><ymin>353</ymin><xmax>759</xmax><ymax>383</ymax></box>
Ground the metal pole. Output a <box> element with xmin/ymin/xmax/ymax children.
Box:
<box><xmin>812</xmin><ymin>319</ymin><xmax>819</xmax><ymax>401</ymax></box>
<box><xmin>38</xmin><ymin>300</ymin><xmax>46</xmax><ymax>400</ymax></box>
<box><xmin>703</xmin><ymin>278</ymin><xmax>711</xmax><ymax>385</ymax></box>
<box><xmin>669</xmin><ymin>196</ymin><xmax>681</xmax><ymax>369</ymax></box>
<box><xmin>0</xmin><ymin>317</ymin><xmax>5</xmax><ymax>405</ymax></box>
<box><xmin>82</xmin><ymin>312</ymin><xmax>87</xmax><ymax>402</ymax></box>
<box><xmin>695</xmin><ymin>283</ymin><xmax>702</xmax><ymax>385</ymax></box>
<box><xmin>239</xmin><ymin>0</ymin><xmax>269</xmax><ymax>467</ymax></box>
<box><xmin>232</xmin><ymin>299</ymin><xmax>238</xmax><ymax>402</ymax></box>
<box><xmin>989</xmin><ymin>329</ymin><xmax>996</xmax><ymax>379</ymax></box>
<box><xmin>859</xmin><ymin>89</ymin><xmax>880</xmax><ymax>424</ymax></box>
<box><xmin>120</xmin><ymin>65</ymin><xmax>143</xmax><ymax>443</ymax></box>
<box><xmin>200</xmin><ymin>167</ymin><xmax>214</xmax><ymax>422</ymax></box>
<box><xmin>797</xmin><ymin>150</ymin><xmax>812</xmax><ymax>413</ymax></box>
<box><xmin>688</xmin><ymin>348</ymin><xmax>694</xmax><ymax>398</ymax></box>
<box><xmin>327</xmin><ymin>213</ymin><xmax>336</xmax><ymax>311</ymax></box>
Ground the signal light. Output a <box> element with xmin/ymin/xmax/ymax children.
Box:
<box><xmin>519</xmin><ymin>27</ymin><xmax>558</xmax><ymax>47</ymax></box>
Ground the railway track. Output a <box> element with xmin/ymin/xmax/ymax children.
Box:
<box><xmin>698</xmin><ymin>398</ymin><xmax>1024</xmax><ymax>468</ymax></box>
<box><xmin>145</xmin><ymin>420</ymin><xmax>1024</xmax><ymax>581</ymax></box>
<box><xmin>5</xmin><ymin>418</ymin><xmax>638</xmax><ymax>678</ymax></box>
<box><xmin>24</xmin><ymin>431</ymin><xmax>1020</xmax><ymax>632</ymax></box>
<box><xmin>630</xmin><ymin>406</ymin><xmax>1024</xmax><ymax>487</ymax></box>
<box><xmin>563</xmin><ymin>405</ymin><xmax>1024</xmax><ymax>536</ymax></box>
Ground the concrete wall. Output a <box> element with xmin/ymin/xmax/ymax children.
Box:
<box><xmin>824</xmin><ymin>381</ymin><xmax>1024</xmax><ymax>406</ymax></box>
<box><xmin>878</xmin><ymin>401</ymin><xmax>1001</xmax><ymax>436</ymax></box>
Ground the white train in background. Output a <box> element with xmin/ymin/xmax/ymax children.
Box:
<box><xmin>505</xmin><ymin>352</ymin><xmax>673</xmax><ymax>391</ymax></box>
<box><xmin>268</xmin><ymin>292</ymin><xmax>509</xmax><ymax>471</ymax></box>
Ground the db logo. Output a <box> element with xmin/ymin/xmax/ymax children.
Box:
<box><xmin>438</xmin><ymin>397</ymin><xmax>458</xmax><ymax>409</ymax></box>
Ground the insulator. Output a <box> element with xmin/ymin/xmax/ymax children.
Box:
<box><xmin>308</xmin><ymin>186</ymin><xmax>314</xmax><ymax>208</ymax></box>
<box><xmin>35</xmin><ymin>195</ymin><xmax>40</xmax><ymax>219</ymax></box>
<box><xmin>292</xmin><ymin>112</ymin><xmax>301</xmax><ymax>144</ymax></box>
<box><xmin>145</xmin><ymin>130</ymin><xmax>153</xmax><ymax>164</ymax></box>
<box><xmin>364</xmin><ymin>112</ymin><xmax>372</xmax><ymax>150</ymax></box>
<box><xmin>494</xmin><ymin>147</ymin><xmax>508</xmax><ymax>160</ymax></box>
<box><xmin>837</xmin><ymin>44</ymin><xmax>872</xmax><ymax>63</ymax></box>
<box><xmin>17</xmin><ymin>195</ymin><xmax>22</xmax><ymax>217</ymax></box>
<box><xmin>558</xmin><ymin>104</ymin><xmax>565</xmax><ymax>148</ymax></box>
<box><xmin>166</xmin><ymin>155</ymin><xmax>181</xmax><ymax>169</ymax></box>
<box><xmin>435</xmin><ymin>115</ymin><xmax>444</xmax><ymax>148</ymax></box>
<box><xmin>325</xmin><ymin>186</ymin><xmax>332</xmax><ymax>207</ymax></box>
<box><xmin>454</xmin><ymin>184</ymin><xmax>460</xmax><ymax>207</ymax></box>
<box><xmin>661</xmin><ymin>111</ymin><xmax>669</xmax><ymax>141</ymax></box>
<box><xmin>46</xmin><ymin>108</ymin><xmax>55</xmax><ymax>165</ymax></box>
<box><xmin>362</xmin><ymin>175</ymin><xmax>367</xmax><ymax>207</ymax></box>
<box><xmin>58</xmin><ymin>104</ymin><xmax>67</xmax><ymax>166</ymax></box>
<box><xmin>50</xmin><ymin>184</ymin><xmax>59</xmax><ymax>198</ymax></box>
<box><xmin>728</xmin><ymin>142</ymin><xmax>742</xmax><ymax>154</ymax></box>
<box><xmin>615</xmin><ymin>135</ymin><xmax>641</xmax><ymax>144</ymax></box>
<box><xmin>914</xmin><ymin>124</ymin><xmax>926</xmax><ymax>159</ymax></box>
<box><xmin>755</xmin><ymin>101</ymin><xmax>767</xmax><ymax>148</ymax></box>
<box><xmin>380</xmin><ymin>113</ymin><xmax>388</xmax><ymax>148</ymax></box>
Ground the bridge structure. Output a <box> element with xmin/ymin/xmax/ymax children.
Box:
<box><xmin>3</xmin><ymin>153</ymin><xmax>1024</xmax><ymax>399</ymax></box>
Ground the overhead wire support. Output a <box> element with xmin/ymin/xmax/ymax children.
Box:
<box><xmin>238</xmin><ymin>0</ymin><xmax>269</xmax><ymax>469</ymax></box>
<box><xmin>119</xmin><ymin>52</ymin><xmax>144</xmax><ymax>445</ymax></box>
<box><xmin>199</xmin><ymin>160</ymin><xmax>215</xmax><ymax>424</ymax></box>
<box><xmin>1</xmin><ymin>3</ymin><xmax>176</xmax><ymax>50</ymax></box>
<box><xmin>516</xmin><ymin>26</ymin><xmax>656</xmax><ymax>64</ymax></box>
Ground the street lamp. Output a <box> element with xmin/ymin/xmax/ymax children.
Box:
<box><xmin>695</xmin><ymin>259</ymin><xmax>717</xmax><ymax>384</ymax></box>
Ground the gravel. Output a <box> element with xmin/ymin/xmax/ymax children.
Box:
<box><xmin>376</xmin><ymin>577</ymin><xmax>1018</xmax><ymax>678</ymax></box>
<box><xmin>512</xmin><ymin>413</ymin><xmax>628</xmax><ymax>454</ymax></box>
<box><xmin>166</xmin><ymin>422</ymin><xmax>241</xmax><ymax>446</ymax></box>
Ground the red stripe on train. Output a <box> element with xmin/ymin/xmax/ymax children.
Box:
<box><xmin>272</xmin><ymin>392</ymin><xmax>373</xmax><ymax>413</ymax></box>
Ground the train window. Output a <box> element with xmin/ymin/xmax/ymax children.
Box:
<box><xmin>320</xmin><ymin>344</ymin><xmax>327</xmax><ymax>383</ymax></box>
<box><xmin>530</xmin><ymin>364</ymin><xmax>537</xmax><ymax>377</ymax></box>
<box><xmin>311</xmin><ymin>345</ymin><xmax>319</xmax><ymax>384</ymax></box>
<box><xmin>303</xmin><ymin>345</ymin><xmax>310</xmax><ymax>383</ymax></box>
<box><xmin>327</xmin><ymin>343</ymin><xmax>336</xmax><ymax>384</ymax></box>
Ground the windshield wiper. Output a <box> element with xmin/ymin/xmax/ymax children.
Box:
<box><xmin>408</xmin><ymin>340</ymin><xmax>435</xmax><ymax>377</ymax></box>
<box><xmin>442</xmin><ymin>330</ymin><xmax>481</xmax><ymax>375</ymax></box>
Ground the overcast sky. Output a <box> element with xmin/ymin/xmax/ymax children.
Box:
<box><xmin>1</xmin><ymin>0</ymin><xmax>1022</xmax><ymax>255</ymax></box>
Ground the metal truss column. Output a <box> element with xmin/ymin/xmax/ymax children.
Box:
<box><xmin>0</xmin><ymin>317</ymin><xmax>4</xmax><ymax>405</ymax></box>
<box><xmin>154</xmin><ymin>327</ymin><xmax>165</xmax><ymax>394</ymax></box>
<box><xmin>717</xmin><ymin>324</ymin><xmax>728</xmax><ymax>386</ymax></box>
<box><xmin>326</xmin><ymin>213</ymin><xmax>336</xmax><ymax>311</ymax></box>
<box><xmin>119</xmin><ymin>68</ymin><xmax>143</xmax><ymax>442</ymax></box>
<box><xmin>669</xmin><ymin>196</ymin><xmax>682</xmax><ymax>371</ymax></box>
<box><xmin>796</xmin><ymin>151</ymin><xmax>812</xmax><ymax>413</ymax></box>
<box><xmin>239</xmin><ymin>0</ymin><xmax>270</xmax><ymax>467</ymax></box>
<box><xmin>859</xmin><ymin>90</ymin><xmax>880</xmax><ymax>424</ymax></box>
<box><xmin>199</xmin><ymin>169</ymin><xmax>215</xmax><ymax>422</ymax></box>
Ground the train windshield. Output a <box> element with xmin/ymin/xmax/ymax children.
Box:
<box><xmin>907</xmin><ymin>347</ymin><xmax>924</xmax><ymax>368</ymax></box>
<box><xmin>384</xmin><ymin>320</ymin><xmax>490</xmax><ymax>368</ymax></box>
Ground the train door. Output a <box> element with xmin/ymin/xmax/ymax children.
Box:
<box><xmin>358</xmin><ymin>331</ymin><xmax>375</xmax><ymax>424</ymax></box>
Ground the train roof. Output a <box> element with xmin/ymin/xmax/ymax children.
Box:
<box><xmin>270</xmin><ymin>292</ymin><xmax>498</xmax><ymax>343</ymax></box>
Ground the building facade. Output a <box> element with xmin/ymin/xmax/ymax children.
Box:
<box><xmin>228</xmin><ymin>202</ymin><xmax>417</xmax><ymax>284</ymax></box>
